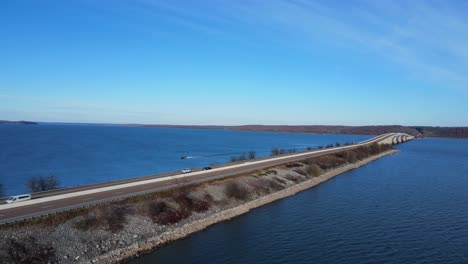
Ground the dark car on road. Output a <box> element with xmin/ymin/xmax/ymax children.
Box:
<box><xmin>202</xmin><ymin>167</ymin><xmax>212</xmax><ymax>170</ymax></box>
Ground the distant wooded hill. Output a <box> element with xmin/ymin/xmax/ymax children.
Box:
<box><xmin>144</xmin><ymin>125</ymin><xmax>468</xmax><ymax>138</ymax></box>
<box><xmin>0</xmin><ymin>120</ymin><xmax>37</xmax><ymax>125</ymax></box>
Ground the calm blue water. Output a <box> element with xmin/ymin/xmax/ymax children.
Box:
<box><xmin>130</xmin><ymin>138</ymin><xmax>468</xmax><ymax>264</ymax></box>
<box><xmin>0</xmin><ymin>124</ymin><xmax>370</xmax><ymax>196</ymax></box>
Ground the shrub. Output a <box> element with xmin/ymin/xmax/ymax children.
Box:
<box><xmin>148</xmin><ymin>201</ymin><xmax>167</xmax><ymax>218</ymax></box>
<box><xmin>285</xmin><ymin>162</ymin><xmax>302</xmax><ymax>168</ymax></box>
<box><xmin>75</xmin><ymin>205</ymin><xmax>131</xmax><ymax>232</ymax></box>
<box><xmin>272</xmin><ymin>176</ymin><xmax>287</xmax><ymax>185</ymax></box>
<box><xmin>6</xmin><ymin>236</ymin><xmax>56</xmax><ymax>263</ymax></box>
<box><xmin>174</xmin><ymin>192</ymin><xmax>211</xmax><ymax>213</ymax></box>
<box><xmin>267</xmin><ymin>179</ymin><xmax>284</xmax><ymax>191</ymax></box>
<box><xmin>335</xmin><ymin>142</ymin><xmax>341</xmax><ymax>147</ymax></box>
<box><xmin>293</xmin><ymin>168</ymin><xmax>307</xmax><ymax>176</ymax></box>
<box><xmin>148</xmin><ymin>201</ymin><xmax>191</xmax><ymax>225</ymax></box>
<box><xmin>105</xmin><ymin>205</ymin><xmax>130</xmax><ymax>233</ymax></box>
<box><xmin>311</xmin><ymin>155</ymin><xmax>346</xmax><ymax>170</ymax></box>
<box><xmin>326</xmin><ymin>144</ymin><xmax>334</xmax><ymax>149</ymax></box>
<box><xmin>224</xmin><ymin>181</ymin><xmax>249</xmax><ymax>200</ymax></box>
<box><xmin>306</xmin><ymin>146</ymin><xmax>313</xmax><ymax>151</ymax></box>
<box><xmin>335</xmin><ymin>151</ymin><xmax>346</xmax><ymax>158</ymax></box>
<box><xmin>346</xmin><ymin>151</ymin><xmax>358</xmax><ymax>163</ymax></box>
<box><xmin>248</xmin><ymin>151</ymin><xmax>256</xmax><ymax>160</ymax></box>
<box><xmin>285</xmin><ymin>174</ymin><xmax>301</xmax><ymax>183</ymax></box>
<box><xmin>0</xmin><ymin>182</ymin><xmax>4</xmax><ymax>197</ymax></box>
<box><xmin>306</xmin><ymin>163</ymin><xmax>321</xmax><ymax>177</ymax></box>
<box><xmin>250</xmin><ymin>178</ymin><xmax>273</xmax><ymax>195</ymax></box>
<box><xmin>75</xmin><ymin>213</ymin><xmax>101</xmax><ymax>231</ymax></box>
<box><xmin>317</xmin><ymin>145</ymin><xmax>324</xmax><ymax>149</ymax></box>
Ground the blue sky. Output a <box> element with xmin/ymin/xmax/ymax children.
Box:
<box><xmin>1</xmin><ymin>0</ymin><xmax>467</xmax><ymax>126</ymax></box>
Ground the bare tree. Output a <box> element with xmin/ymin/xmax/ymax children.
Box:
<box><xmin>26</xmin><ymin>176</ymin><xmax>39</xmax><ymax>193</ymax></box>
<box><xmin>45</xmin><ymin>175</ymin><xmax>59</xmax><ymax>190</ymax></box>
<box><xmin>271</xmin><ymin>148</ymin><xmax>280</xmax><ymax>156</ymax></box>
<box><xmin>288</xmin><ymin>148</ymin><xmax>297</xmax><ymax>154</ymax></box>
<box><xmin>238</xmin><ymin>153</ymin><xmax>247</xmax><ymax>161</ymax></box>
<box><xmin>26</xmin><ymin>175</ymin><xmax>60</xmax><ymax>193</ymax></box>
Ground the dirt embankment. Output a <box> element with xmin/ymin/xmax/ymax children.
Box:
<box><xmin>0</xmin><ymin>144</ymin><xmax>397</xmax><ymax>264</ymax></box>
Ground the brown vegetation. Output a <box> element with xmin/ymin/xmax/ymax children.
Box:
<box><xmin>306</xmin><ymin>163</ymin><xmax>321</xmax><ymax>177</ymax></box>
<box><xmin>292</xmin><ymin>168</ymin><xmax>307</xmax><ymax>176</ymax></box>
<box><xmin>285</xmin><ymin>162</ymin><xmax>302</xmax><ymax>168</ymax></box>
<box><xmin>224</xmin><ymin>181</ymin><xmax>250</xmax><ymax>201</ymax></box>
<box><xmin>304</xmin><ymin>143</ymin><xmax>391</xmax><ymax>172</ymax></box>
<box><xmin>75</xmin><ymin>205</ymin><xmax>131</xmax><ymax>233</ymax></box>
<box><xmin>147</xmin><ymin>201</ymin><xmax>191</xmax><ymax>225</ymax></box>
<box><xmin>5</xmin><ymin>236</ymin><xmax>56</xmax><ymax>263</ymax></box>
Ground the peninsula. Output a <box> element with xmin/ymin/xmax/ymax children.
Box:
<box><xmin>0</xmin><ymin>133</ymin><xmax>412</xmax><ymax>263</ymax></box>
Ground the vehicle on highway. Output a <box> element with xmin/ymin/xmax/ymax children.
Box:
<box><xmin>6</xmin><ymin>194</ymin><xmax>32</xmax><ymax>204</ymax></box>
<box><xmin>202</xmin><ymin>167</ymin><xmax>212</xmax><ymax>170</ymax></box>
<box><xmin>181</xmin><ymin>168</ymin><xmax>192</xmax><ymax>173</ymax></box>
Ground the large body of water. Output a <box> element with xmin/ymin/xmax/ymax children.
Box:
<box><xmin>130</xmin><ymin>137</ymin><xmax>468</xmax><ymax>263</ymax></box>
<box><xmin>0</xmin><ymin>124</ymin><xmax>370</xmax><ymax>195</ymax></box>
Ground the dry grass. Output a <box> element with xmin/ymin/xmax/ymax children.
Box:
<box><xmin>147</xmin><ymin>201</ymin><xmax>191</xmax><ymax>225</ymax></box>
<box><xmin>305</xmin><ymin>163</ymin><xmax>321</xmax><ymax>177</ymax></box>
<box><xmin>224</xmin><ymin>181</ymin><xmax>250</xmax><ymax>201</ymax></box>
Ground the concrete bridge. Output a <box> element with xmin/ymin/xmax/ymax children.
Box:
<box><xmin>377</xmin><ymin>133</ymin><xmax>414</xmax><ymax>145</ymax></box>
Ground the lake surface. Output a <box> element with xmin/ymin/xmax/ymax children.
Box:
<box><xmin>129</xmin><ymin>137</ymin><xmax>468</xmax><ymax>264</ymax></box>
<box><xmin>0</xmin><ymin>124</ymin><xmax>369</xmax><ymax>195</ymax></box>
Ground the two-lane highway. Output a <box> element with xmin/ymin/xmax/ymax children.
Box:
<box><xmin>0</xmin><ymin>133</ymin><xmax>405</xmax><ymax>225</ymax></box>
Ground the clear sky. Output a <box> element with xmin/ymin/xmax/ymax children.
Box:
<box><xmin>1</xmin><ymin>0</ymin><xmax>467</xmax><ymax>126</ymax></box>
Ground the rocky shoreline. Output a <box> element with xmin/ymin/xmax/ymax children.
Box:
<box><xmin>94</xmin><ymin>149</ymin><xmax>399</xmax><ymax>264</ymax></box>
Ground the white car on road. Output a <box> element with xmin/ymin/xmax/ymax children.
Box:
<box><xmin>181</xmin><ymin>168</ymin><xmax>192</xmax><ymax>173</ymax></box>
<box><xmin>6</xmin><ymin>194</ymin><xmax>32</xmax><ymax>204</ymax></box>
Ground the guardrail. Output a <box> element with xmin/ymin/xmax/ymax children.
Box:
<box><xmin>0</xmin><ymin>161</ymin><xmax>288</xmax><ymax>225</ymax></box>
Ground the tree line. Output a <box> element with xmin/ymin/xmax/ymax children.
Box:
<box><xmin>0</xmin><ymin>175</ymin><xmax>60</xmax><ymax>197</ymax></box>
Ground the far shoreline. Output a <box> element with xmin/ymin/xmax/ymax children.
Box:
<box><xmin>2</xmin><ymin>121</ymin><xmax>467</xmax><ymax>139</ymax></box>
